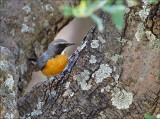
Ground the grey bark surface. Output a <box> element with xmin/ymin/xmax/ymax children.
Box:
<box><xmin>17</xmin><ymin>12</ymin><xmax>123</xmax><ymax>118</ymax></box>
<box><xmin>17</xmin><ymin>2</ymin><xmax>160</xmax><ymax>118</ymax></box>
<box><xmin>0</xmin><ymin>0</ymin><xmax>79</xmax><ymax>92</ymax></box>
<box><xmin>1</xmin><ymin>1</ymin><xmax>160</xmax><ymax>119</ymax></box>
<box><xmin>0</xmin><ymin>0</ymin><xmax>79</xmax><ymax>118</ymax></box>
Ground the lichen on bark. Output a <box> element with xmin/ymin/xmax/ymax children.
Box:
<box><xmin>0</xmin><ymin>0</ymin><xmax>159</xmax><ymax>119</ymax></box>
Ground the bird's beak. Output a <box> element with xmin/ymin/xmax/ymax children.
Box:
<box><xmin>67</xmin><ymin>42</ymin><xmax>76</xmax><ymax>46</ymax></box>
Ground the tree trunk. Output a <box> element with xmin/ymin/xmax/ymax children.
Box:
<box><xmin>1</xmin><ymin>1</ymin><xmax>160</xmax><ymax>119</ymax></box>
<box><xmin>0</xmin><ymin>0</ymin><xmax>79</xmax><ymax>118</ymax></box>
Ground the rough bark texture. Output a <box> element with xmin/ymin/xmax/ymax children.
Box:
<box><xmin>0</xmin><ymin>0</ymin><xmax>79</xmax><ymax>92</ymax></box>
<box><xmin>0</xmin><ymin>0</ymin><xmax>79</xmax><ymax>118</ymax></box>
<box><xmin>1</xmin><ymin>1</ymin><xmax>160</xmax><ymax>119</ymax></box>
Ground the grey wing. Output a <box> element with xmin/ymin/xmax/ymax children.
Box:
<box><xmin>36</xmin><ymin>52</ymin><xmax>51</xmax><ymax>69</ymax></box>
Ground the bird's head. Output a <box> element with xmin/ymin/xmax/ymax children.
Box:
<box><xmin>47</xmin><ymin>39</ymin><xmax>75</xmax><ymax>55</ymax></box>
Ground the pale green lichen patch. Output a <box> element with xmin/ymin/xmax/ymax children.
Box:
<box><xmin>0</xmin><ymin>60</ymin><xmax>9</xmax><ymax>71</ymax></box>
<box><xmin>139</xmin><ymin>5</ymin><xmax>150</xmax><ymax>21</ymax></box>
<box><xmin>135</xmin><ymin>23</ymin><xmax>145</xmax><ymax>41</ymax></box>
<box><xmin>21</xmin><ymin>23</ymin><xmax>34</xmax><ymax>33</ymax></box>
<box><xmin>0</xmin><ymin>46</ymin><xmax>17</xmax><ymax>118</ymax></box>
<box><xmin>92</xmin><ymin>64</ymin><xmax>112</xmax><ymax>83</ymax></box>
<box><xmin>105</xmin><ymin>53</ymin><xmax>123</xmax><ymax>63</ymax></box>
<box><xmin>65</xmin><ymin>82</ymin><xmax>70</xmax><ymax>89</ymax></box>
<box><xmin>95</xmin><ymin>111</ymin><xmax>106</xmax><ymax>119</ymax></box>
<box><xmin>70</xmin><ymin>92</ymin><xmax>74</xmax><ymax>97</ymax></box>
<box><xmin>114</xmin><ymin>74</ymin><xmax>119</xmax><ymax>83</ymax></box>
<box><xmin>91</xmin><ymin>36</ymin><xmax>105</xmax><ymax>48</ymax></box>
<box><xmin>135</xmin><ymin>1</ymin><xmax>159</xmax><ymax>51</ymax></box>
<box><xmin>0</xmin><ymin>46</ymin><xmax>14</xmax><ymax>61</ymax></box>
<box><xmin>105</xmin><ymin>85</ymin><xmax>111</xmax><ymax>92</ymax></box>
<box><xmin>146</xmin><ymin>31</ymin><xmax>156</xmax><ymax>40</ymax></box>
<box><xmin>4</xmin><ymin>74</ymin><xmax>14</xmax><ymax>91</ymax></box>
<box><xmin>110</xmin><ymin>54</ymin><xmax>123</xmax><ymax>63</ymax></box>
<box><xmin>101</xmin><ymin>85</ymin><xmax>111</xmax><ymax>93</ymax></box>
<box><xmin>74</xmin><ymin>70</ymin><xmax>92</xmax><ymax>90</ymax></box>
<box><xmin>45</xmin><ymin>4</ymin><xmax>54</xmax><ymax>12</ymax></box>
<box><xmin>31</xmin><ymin>110</ymin><xmax>42</xmax><ymax>116</ymax></box>
<box><xmin>104</xmin><ymin>52</ymin><xmax>112</xmax><ymax>59</ymax></box>
<box><xmin>5</xmin><ymin>112</ymin><xmax>14</xmax><ymax>119</ymax></box>
<box><xmin>37</xmin><ymin>100</ymin><xmax>44</xmax><ymax>110</ymax></box>
<box><xmin>31</xmin><ymin>99</ymin><xmax>44</xmax><ymax>116</ymax></box>
<box><xmin>98</xmin><ymin>36</ymin><xmax>106</xmax><ymax>44</ymax></box>
<box><xmin>101</xmin><ymin>88</ymin><xmax>105</xmax><ymax>93</ymax></box>
<box><xmin>1</xmin><ymin>73</ymin><xmax>16</xmax><ymax>115</ymax></box>
<box><xmin>142</xmin><ymin>0</ymin><xmax>152</xmax><ymax>5</ymax></box>
<box><xmin>22</xmin><ymin>6</ymin><xmax>31</xmax><ymax>14</ymax></box>
<box><xmin>138</xmin><ymin>1</ymin><xmax>151</xmax><ymax>21</ymax></box>
<box><xmin>111</xmin><ymin>87</ymin><xmax>133</xmax><ymax>110</ymax></box>
<box><xmin>91</xmin><ymin>40</ymin><xmax>99</xmax><ymax>48</ymax></box>
<box><xmin>126</xmin><ymin>1</ymin><xmax>137</xmax><ymax>7</ymax></box>
<box><xmin>127</xmin><ymin>40</ymin><xmax>132</xmax><ymax>48</ymax></box>
<box><xmin>89</xmin><ymin>55</ymin><xmax>97</xmax><ymax>64</ymax></box>
<box><xmin>118</xmin><ymin>38</ymin><xmax>127</xmax><ymax>46</ymax></box>
<box><xmin>63</xmin><ymin>89</ymin><xmax>74</xmax><ymax>97</ymax></box>
<box><xmin>118</xmin><ymin>38</ymin><xmax>132</xmax><ymax>47</ymax></box>
<box><xmin>156</xmin><ymin>114</ymin><xmax>160</xmax><ymax>119</ymax></box>
<box><xmin>145</xmin><ymin>31</ymin><xmax>160</xmax><ymax>51</ymax></box>
<box><xmin>135</xmin><ymin>24</ymin><xmax>159</xmax><ymax>51</ymax></box>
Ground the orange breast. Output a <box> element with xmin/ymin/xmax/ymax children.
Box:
<box><xmin>41</xmin><ymin>54</ymin><xmax>68</xmax><ymax>77</ymax></box>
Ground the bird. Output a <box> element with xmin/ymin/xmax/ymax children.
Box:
<box><xmin>28</xmin><ymin>39</ymin><xmax>75</xmax><ymax>113</ymax></box>
<box><xmin>28</xmin><ymin>39</ymin><xmax>75</xmax><ymax>77</ymax></box>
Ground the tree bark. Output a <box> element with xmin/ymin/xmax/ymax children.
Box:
<box><xmin>0</xmin><ymin>0</ymin><xmax>79</xmax><ymax>118</ymax></box>
<box><xmin>1</xmin><ymin>1</ymin><xmax>160</xmax><ymax>119</ymax></box>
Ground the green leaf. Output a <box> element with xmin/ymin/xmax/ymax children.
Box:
<box><xmin>115</xmin><ymin>0</ymin><xmax>123</xmax><ymax>5</ymax></box>
<box><xmin>60</xmin><ymin>6</ymin><xmax>73</xmax><ymax>17</ymax></box>
<box><xmin>151</xmin><ymin>0</ymin><xmax>159</xmax><ymax>3</ymax></box>
<box><xmin>76</xmin><ymin>0</ymin><xmax>87</xmax><ymax>17</ymax></box>
<box><xmin>87</xmin><ymin>0</ymin><xmax>102</xmax><ymax>11</ymax></box>
<box><xmin>85</xmin><ymin>0</ymin><xmax>91</xmax><ymax>5</ymax></box>
<box><xmin>60</xmin><ymin>0</ymin><xmax>126</xmax><ymax>31</ymax></box>
<box><xmin>111</xmin><ymin>13</ymin><xmax>124</xmax><ymax>30</ymax></box>
<box><xmin>102</xmin><ymin>5</ymin><xmax>126</xmax><ymax>14</ymax></box>
<box><xmin>60</xmin><ymin>0</ymin><xmax>107</xmax><ymax>18</ymax></box>
<box><xmin>86</xmin><ymin>0</ymin><xmax>107</xmax><ymax>17</ymax></box>
<box><xmin>102</xmin><ymin>5</ymin><xmax>126</xmax><ymax>30</ymax></box>
<box><xmin>105</xmin><ymin>0</ymin><xmax>112</xmax><ymax>5</ymax></box>
<box><xmin>91</xmin><ymin>14</ymin><xmax>103</xmax><ymax>32</ymax></box>
<box><xmin>144</xmin><ymin>113</ymin><xmax>156</xmax><ymax>119</ymax></box>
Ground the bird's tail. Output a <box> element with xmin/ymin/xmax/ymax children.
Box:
<box><xmin>27</xmin><ymin>57</ymin><xmax>38</xmax><ymax>62</ymax></box>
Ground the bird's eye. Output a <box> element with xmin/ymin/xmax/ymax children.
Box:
<box><xmin>58</xmin><ymin>44</ymin><xmax>63</xmax><ymax>46</ymax></box>
<box><xmin>58</xmin><ymin>43</ymin><xmax>67</xmax><ymax>47</ymax></box>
